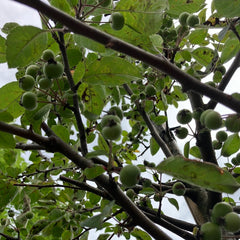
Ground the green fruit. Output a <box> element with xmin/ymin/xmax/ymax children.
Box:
<box><xmin>109</xmin><ymin>106</ymin><xmax>123</xmax><ymax>120</ymax></box>
<box><xmin>204</xmin><ymin>110</ymin><xmax>222</xmax><ymax>130</ymax></box>
<box><xmin>38</xmin><ymin>77</ymin><xmax>52</xmax><ymax>90</ymax></box>
<box><xmin>177</xmin><ymin>109</ymin><xmax>192</xmax><ymax>124</ymax></box>
<box><xmin>21</xmin><ymin>92</ymin><xmax>38</xmax><ymax>111</ymax></box>
<box><xmin>19</xmin><ymin>75</ymin><xmax>35</xmax><ymax>91</ymax></box>
<box><xmin>42</xmin><ymin>49</ymin><xmax>55</xmax><ymax>61</ymax></box>
<box><xmin>172</xmin><ymin>182</ymin><xmax>186</xmax><ymax>196</ymax></box>
<box><xmin>102</xmin><ymin>124</ymin><xmax>122</xmax><ymax>140</ymax></box>
<box><xmin>101</xmin><ymin>114</ymin><xmax>121</xmax><ymax>128</ymax></box>
<box><xmin>200</xmin><ymin>222</ymin><xmax>221</xmax><ymax>240</ymax></box>
<box><xmin>43</xmin><ymin>61</ymin><xmax>64</xmax><ymax>79</ymax></box>
<box><xmin>212</xmin><ymin>140</ymin><xmax>222</xmax><ymax>150</ymax></box>
<box><xmin>153</xmin><ymin>193</ymin><xmax>162</xmax><ymax>202</ymax></box>
<box><xmin>225</xmin><ymin>115</ymin><xmax>240</xmax><ymax>132</ymax></box>
<box><xmin>200</xmin><ymin>109</ymin><xmax>213</xmax><ymax>125</ymax></box>
<box><xmin>186</xmin><ymin>15</ymin><xmax>199</xmax><ymax>27</ymax></box>
<box><xmin>232</xmin><ymin>92</ymin><xmax>240</xmax><ymax>101</ymax></box>
<box><xmin>25</xmin><ymin>211</ymin><xmax>34</xmax><ymax>219</ymax></box>
<box><xmin>120</xmin><ymin>165</ymin><xmax>141</xmax><ymax>188</ymax></box>
<box><xmin>110</xmin><ymin>12</ymin><xmax>125</xmax><ymax>31</ymax></box>
<box><xmin>144</xmin><ymin>84</ymin><xmax>157</xmax><ymax>97</ymax></box>
<box><xmin>99</xmin><ymin>0</ymin><xmax>112</xmax><ymax>7</ymax></box>
<box><xmin>26</xmin><ymin>65</ymin><xmax>39</xmax><ymax>78</ymax></box>
<box><xmin>179</xmin><ymin>12</ymin><xmax>190</xmax><ymax>26</ymax></box>
<box><xmin>126</xmin><ymin>189</ymin><xmax>135</xmax><ymax>199</ymax></box>
<box><xmin>175</xmin><ymin>127</ymin><xmax>188</xmax><ymax>139</ymax></box>
<box><xmin>216</xmin><ymin>130</ymin><xmax>228</xmax><ymax>142</ymax></box>
<box><xmin>224</xmin><ymin>212</ymin><xmax>240</xmax><ymax>233</ymax></box>
<box><xmin>192</xmin><ymin>108</ymin><xmax>203</xmax><ymax>120</ymax></box>
<box><xmin>211</xmin><ymin>202</ymin><xmax>233</xmax><ymax>224</ymax></box>
<box><xmin>1</xmin><ymin>218</ymin><xmax>7</xmax><ymax>226</ymax></box>
<box><xmin>215</xmin><ymin>65</ymin><xmax>226</xmax><ymax>75</ymax></box>
<box><xmin>8</xmin><ymin>210</ymin><xmax>14</xmax><ymax>217</ymax></box>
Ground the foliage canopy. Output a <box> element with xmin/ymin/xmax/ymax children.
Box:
<box><xmin>1</xmin><ymin>0</ymin><xmax>240</xmax><ymax>239</ymax></box>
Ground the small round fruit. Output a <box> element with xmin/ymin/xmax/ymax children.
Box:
<box><xmin>172</xmin><ymin>182</ymin><xmax>186</xmax><ymax>196</ymax></box>
<box><xmin>99</xmin><ymin>0</ymin><xmax>112</xmax><ymax>7</ymax></box>
<box><xmin>102</xmin><ymin>124</ymin><xmax>122</xmax><ymax>140</ymax></box>
<box><xmin>142</xmin><ymin>178</ymin><xmax>152</xmax><ymax>188</ymax></box>
<box><xmin>19</xmin><ymin>75</ymin><xmax>35</xmax><ymax>91</ymax></box>
<box><xmin>212</xmin><ymin>140</ymin><xmax>222</xmax><ymax>150</ymax></box>
<box><xmin>177</xmin><ymin>109</ymin><xmax>192</xmax><ymax>124</ymax></box>
<box><xmin>204</xmin><ymin>111</ymin><xmax>222</xmax><ymax>130</ymax></box>
<box><xmin>216</xmin><ymin>131</ymin><xmax>228</xmax><ymax>142</ymax></box>
<box><xmin>120</xmin><ymin>165</ymin><xmax>141</xmax><ymax>188</ymax></box>
<box><xmin>38</xmin><ymin>77</ymin><xmax>52</xmax><ymax>90</ymax></box>
<box><xmin>215</xmin><ymin>65</ymin><xmax>226</xmax><ymax>75</ymax></box>
<box><xmin>21</xmin><ymin>92</ymin><xmax>38</xmax><ymax>111</ymax></box>
<box><xmin>25</xmin><ymin>65</ymin><xmax>39</xmax><ymax>78</ymax></box>
<box><xmin>101</xmin><ymin>114</ymin><xmax>121</xmax><ymax>128</ymax></box>
<box><xmin>224</xmin><ymin>212</ymin><xmax>240</xmax><ymax>233</ymax></box>
<box><xmin>153</xmin><ymin>193</ymin><xmax>162</xmax><ymax>202</ymax></box>
<box><xmin>225</xmin><ymin>115</ymin><xmax>240</xmax><ymax>132</ymax></box>
<box><xmin>175</xmin><ymin>127</ymin><xmax>188</xmax><ymax>139</ymax></box>
<box><xmin>200</xmin><ymin>222</ymin><xmax>221</xmax><ymax>240</ymax></box>
<box><xmin>186</xmin><ymin>15</ymin><xmax>199</xmax><ymax>27</ymax></box>
<box><xmin>179</xmin><ymin>12</ymin><xmax>190</xmax><ymax>26</ymax></box>
<box><xmin>109</xmin><ymin>106</ymin><xmax>123</xmax><ymax>120</ymax></box>
<box><xmin>110</xmin><ymin>12</ymin><xmax>125</xmax><ymax>31</ymax></box>
<box><xmin>211</xmin><ymin>202</ymin><xmax>233</xmax><ymax>224</ymax></box>
<box><xmin>25</xmin><ymin>211</ymin><xmax>34</xmax><ymax>219</ymax></box>
<box><xmin>200</xmin><ymin>109</ymin><xmax>214</xmax><ymax>125</ymax></box>
<box><xmin>144</xmin><ymin>84</ymin><xmax>157</xmax><ymax>97</ymax></box>
<box><xmin>8</xmin><ymin>210</ymin><xmax>14</xmax><ymax>217</ymax></box>
<box><xmin>43</xmin><ymin>61</ymin><xmax>64</xmax><ymax>79</ymax></box>
<box><xmin>126</xmin><ymin>189</ymin><xmax>135</xmax><ymax>199</ymax></box>
<box><xmin>192</xmin><ymin>108</ymin><xmax>203</xmax><ymax>120</ymax></box>
<box><xmin>42</xmin><ymin>49</ymin><xmax>55</xmax><ymax>61</ymax></box>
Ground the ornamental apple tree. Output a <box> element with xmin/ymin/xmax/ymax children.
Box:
<box><xmin>0</xmin><ymin>0</ymin><xmax>240</xmax><ymax>239</ymax></box>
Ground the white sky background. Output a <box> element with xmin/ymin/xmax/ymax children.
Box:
<box><xmin>1</xmin><ymin>1</ymin><xmax>240</xmax><ymax>240</ymax></box>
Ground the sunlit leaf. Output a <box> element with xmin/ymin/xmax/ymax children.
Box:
<box><xmin>83</xmin><ymin>57</ymin><xmax>141</xmax><ymax>86</ymax></box>
<box><xmin>221</xmin><ymin>133</ymin><xmax>240</xmax><ymax>157</ymax></box>
<box><xmin>213</xmin><ymin>0</ymin><xmax>240</xmax><ymax>17</ymax></box>
<box><xmin>157</xmin><ymin>156</ymin><xmax>240</xmax><ymax>193</ymax></box>
<box><xmin>6</xmin><ymin>26</ymin><xmax>48</xmax><ymax>68</ymax></box>
<box><xmin>192</xmin><ymin>47</ymin><xmax>215</xmax><ymax>66</ymax></box>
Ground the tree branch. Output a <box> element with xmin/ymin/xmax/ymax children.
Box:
<box><xmin>11</xmin><ymin>0</ymin><xmax>240</xmax><ymax>113</ymax></box>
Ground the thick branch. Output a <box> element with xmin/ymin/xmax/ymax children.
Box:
<box><xmin>11</xmin><ymin>0</ymin><xmax>240</xmax><ymax>113</ymax></box>
<box><xmin>0</xmin><ymin>121</ymin><xmax>172</xmax><ymax>240</ymax></box>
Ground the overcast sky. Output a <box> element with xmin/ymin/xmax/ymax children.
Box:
<box><xmin>1</xmin><ymin>1</ymin><xmax>240</xmax><ymax>240</ymax></box>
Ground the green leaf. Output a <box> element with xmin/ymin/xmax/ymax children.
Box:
<box><xmin>80</xmin><ymin>214</ymin><xmax>103</xmax><ymax>229</ymax></box>
<box><xmin>49</xmin><ymin>208</ymin><xmax>64</xmax><ymax>221</ymax></box>
<box><xmin>0</xmin><ymin>132</ymin><xmax>15</xmax><ymax>148</ymax></box>
<box><xmin>78</xmin><ymin>83</ymin><xmax>105</xmax><ymax>117</ymax></box>
<box><xmin>6</xmin><ymin>26</ymin><xmax>48</xmax><ymax>68</ymax></box>
<box><xmin>221</xmin><ymin>133</ymin><xmax>240</xmax><ymax>157</ymax></box>
<box><xmin>167</xmin><ymin>0</ymin><xmax>205</xmax><ymax>17</ymax></box>
<box><xmin>157</xmin><ymin>156</ymin><xmax>240</xmax><ymax>193</ymax></box>
<box><xmin>84</xmin><ymin>165</ymin><xmax>105</xmax><ymax>180</ymax></box>
<box><xmin>150</xmin><ymin>137</ymin><xmax>160</xmax><ymax>156</ymax></box>
<box><xmin>51</xmin><ymin>125</ymin><xmax>70</xmax><ymax>143</ymax></box>
<box><xmin>0</xmin><ymin>110</ymin><xmax>13</xmax><ymax>122</ymax></box>
<box><xmin>83</xmin><ymin>57</ymin><xmax>141</xmax><ymax>86</ymax></box>
<box><xmin>73</xmin><ymin>61</ymin><xmax>85</xmax><ymax>84</ymax></box>
<box><xmin>33</xmin><ymin>104</ymin><xmax>52</xmax><ymax>121</ymax></box>
<box><xmin>213</xmin><ymin>0</ymin><xmax>240</xmax><ymax>17</ymax></box>
<box><xmin>50</xmin><ymin>0</ymin><xmax>72</xmax><ymax>14</ymax></box>
<box><xmin>188</xmin><ymin>29</ymin><xmax>208</xmax><ymax>45</ymax></box>
<box><xmin>131</xmin><ymin>228</ymin><xmax>152</xmax><ymax>240</ymax></box>
<box><xmin>168</xmin><ymin>198</ymin><xmax>179</xmax><ymax>210</ymax></box>
<box><xmin>86</xmin><ymin>150</ymin><xmax>108</xmax><ymax>158</ymax></box>
<box><xmin>0</xmin><ymin>82</ymin><xmax>24</xmax><ymax>119</ymax></box>
<box><xmin>0</xmin><ymin>180</ymin><xmax>18</xmax><ymax>209</ymax></box>
<box><xmin>184</xmin><ymin>141</ymin><xmax>190</xmax><ymax>158</ymax></box>
<box><xmin>192</xmin><ymin>47</ymin><xmax>215</xmax><ymax>66</ymax></box>
<box><xmin>189</xmin><ymin>146</ymin><xmax>201</xmax><ymax>158</ymax></box>
<box><xmin>0</xmin><ymin>35</ymin><xmax>6</xmax><ymax>63</ymax></box>
<box><xmin>74</xmin><ymin>34</ymin><xmax>106</xmax><ymax>53</ymax></box>
<box><xmin>221</xmin><ymin>38</ymin><xmax>240</xmax><ymax>63</ymax></box>
<box><xmin>116</xmin><ymin>0</ymin><xmax>168</xmax><ymax>35</ymax></box>
<box><xmin>98</xmin><ymin>133</ymin><xmax>109</xmax><ymax>153</ymax></box>
<box><xmin>1</xmin><ymin>22</ymin><xmax>19</xmax><ymax>34</ymax></box>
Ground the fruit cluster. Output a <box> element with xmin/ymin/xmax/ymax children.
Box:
<box><xmin>19</xmin><ymin>49</ymin><xmax>66</xmax><ymax>111</ymax></box>
<box><xmin>179</xmin><ymin>12</ymin><xmax>200</xmax><ymax>27</ymax></box>
<box><xmin>200</xmin><ymin>202</ymin><xmax>240</xmax><ymax>239</ymax></box>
